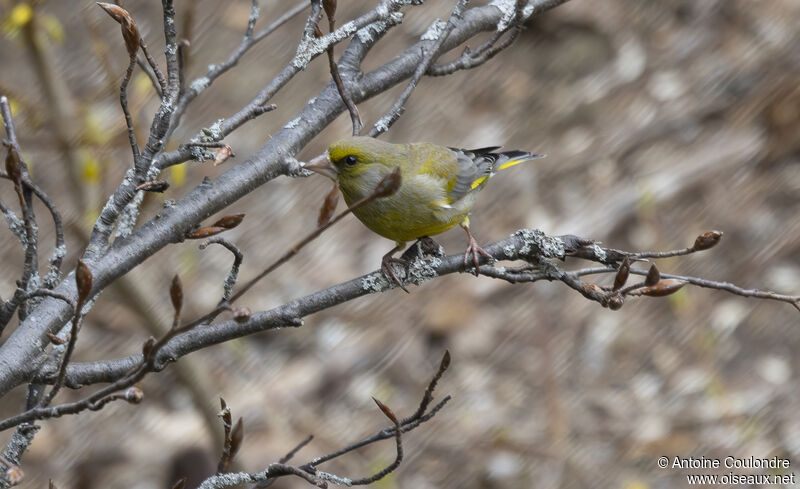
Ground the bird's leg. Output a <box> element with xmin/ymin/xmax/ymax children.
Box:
<box><xmin>461</xmin><ymin>218</ymin><xmax>492</xmax><ymax>276</ymax></box>
<box><xmin>382</xmin><ymin>242</ymin><xmax>410</xmax><ymax>293</ymax></box>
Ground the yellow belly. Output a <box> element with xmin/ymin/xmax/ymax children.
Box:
<box><xmin>340</xmin><ymin>168</ymin><xmax>478</xmax><ymax>243</ymax></box>
<box><xmin>352</xmin><ymin>204</ymin><xmax>464</xmax><ymax>242</ymax></box>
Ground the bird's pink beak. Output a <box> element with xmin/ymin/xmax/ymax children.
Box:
<box><xmin>304</xmin><ymin>154</ymin><xmax>338</xmax><ymax>181</ymax></box>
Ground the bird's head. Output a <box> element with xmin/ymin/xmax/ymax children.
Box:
<box><xmin>305</xmin><ymin>137</ymin><xmax>403</xmax><ymax>197</ymax></box>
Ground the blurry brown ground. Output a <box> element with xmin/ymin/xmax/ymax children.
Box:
<box><xmin>1</xmin><ymin>0</ymin><xmax>800</xmax><ymax>488</ymax></box>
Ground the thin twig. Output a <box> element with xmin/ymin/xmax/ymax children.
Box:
<box><xmin>1</xmin><ymin>96</ymin><xmax>39</xmax><ymax>322</ymax></box>
<box><xmin>428</xmin><ymin>26</ymin><xmax>520</xmax><ymax>76</ymax></box>
<box><xmin>22</xmin><ymin>289</ymin><xmax>75</xmax><ymax>311</ymax></box>
<box><xmin>38</xmin><ymin>303</ymin><xmax>84</xmax><ymax>407</ymax></box>
<box><xmin>368</xmin><ymin>0</ymin><xmax>470</xmax><ymax>137</ymax></box>
<box><xmin>178</xmin><ymin>169</ymin><xmax>400</xmax><ymax>332</ymax></box>
<box><xmin>321</xmin><ymin>2</ymin><xmax>362</xmax><ymax>135</ymax></box>
<box><xmin>136</xmin><ymin>54</ymin><xmax>164</xmax><ymax>98</ymax></box>
<box><xmin>199</xmin><ymin>238</ymin><xmax>244</xmax><ymax>308</ymax></box>
<box><xmin>120</xmin><ymin>56</ymin><xmax>141</xmax><ymax>160</ymax></box>
<box><xmin>166</xmin><ymin>1</ymin><xmax>307</xmax><ymax>138</ymax></box>
<box><xmin>161</xmin><ymin>0</ymin><xmax>180</xmax><ymax>97</ymax></box>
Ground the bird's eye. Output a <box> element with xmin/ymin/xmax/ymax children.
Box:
<box><xmin>344</xmin><ymin>155</ymin><xmax>358</xmax><ymax>166</ymax></box>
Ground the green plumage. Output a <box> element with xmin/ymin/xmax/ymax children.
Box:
<box><xmin>327</xmin><ymin>136</ymin><xmax>541</xmax><ymax>244</ymax></box>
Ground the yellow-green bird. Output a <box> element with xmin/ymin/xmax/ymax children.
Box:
<box><xmin>306</xmin><ymin>136</ymin><xmax>542</xmax><ymax>291</ymax></box>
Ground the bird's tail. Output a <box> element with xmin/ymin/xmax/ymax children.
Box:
<box><xmin>470</xmin><ymin>150</ymin><xmax>545</xmax><ymax>189</ymax></box>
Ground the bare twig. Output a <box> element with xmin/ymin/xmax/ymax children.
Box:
<box><xmin>280</xmin><ymin>435</ymin><xmax>314</xmax><ymax>464</ymax></box>
<box><xmin>217</xmin><ymin>398</ymin><xmax>244</xmax><ymax>473</ymax></box>
<box><xmin>347</xmin><ymin>397</ymin><xmax>403</xmax><ymax>485</ymax></box>
<box><xmin>319</xmin><ymin>0</ymin><xmax>362</xmax><ymax>135</ymax></box>
<box><xmin>368</xmin><ymin>0</ymin><xmax>470</xmax><ymax>137</ymax></box>
<box><xmin>428</xmin><ymin>26</ymin><xmax>520</xmax><ymax>76</ymax></box>
<box><xmin>136</xmin><ymin>54</ymin><xmax>164</xmax><ymax>98</ymax></box>
<box><xmin>120</xmin><ymin>57</ymin><xmax>141</xmax><ymax>160</ymax></box>
<box><xmin>162</xmin><ymin>0</ymin><xmax>180</xmax><ymax>97</ymax></box>
<box><xmin>174</xmin><ymin>167</ymin><xmax>400</xmax><ymax>333</ymax></box>
<box><xmin>21</xmin><ymin>289</ymin><xmax>75</xmax><ymax>311</ymax></box>
<box><xmin>199</xmin><ymin>238</ymin><xmax>244</xmax><ymax>303</ymax></box>
<box><xmin>166</xmin><ymin>1</ymin><xmax>307</xmax><ymax>138</ymax></box>
<box><xmin>227</xmin><ymin>167</ymin><xmax>401</xmax><ymax>304</ymax></box>
<box><xmin>1</xmin><ymin>96</ymin><xmax>39</xmax><ymax>323</ymax></box>
<box><xmin>250</xmin><ymin>351</ymin><xmax>450</xmax><ymax>489</ymax></box>
<box><xmin>28</xmin><ymin>224</ymin><xmax>798</xmax><ymax>394</ymax></box>
<box><xmin>38</xmin><ymin>260</ymin><xmax>93</xmax><ymax>407</ymax></box>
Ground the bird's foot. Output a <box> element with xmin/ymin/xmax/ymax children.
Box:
<box><xmin>381</xmin><ymin>254</ymin><xmax>410</xmax><ymax>293</ymax></box>
<box><xmin>463</xmin><ymin>235</ymin><xmax>492</xmax><ymax>276</ymax></box>
<box><xmin>401</xmin><ymin>236</ymin><xmax>444</xmax><ymax>261</ymax></box>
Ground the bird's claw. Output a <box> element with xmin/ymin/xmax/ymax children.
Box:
<box><xmin>463</xmin><ymin>236</ymin><xmax>492</xmax><ymax>276</ymax></box>
<box><xmin>381</xmin><ymin>255</ymin><xmax>410</xmax><ymax>293</ymax></box>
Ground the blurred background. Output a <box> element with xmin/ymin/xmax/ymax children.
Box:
<box><xmin>1</xmin><ymin>0</ymin><xmax>800</xmax><ymax>487</ymax></box>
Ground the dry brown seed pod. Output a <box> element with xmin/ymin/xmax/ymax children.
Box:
<box><xmin>185</xmin><ymin>226</ymin><xmax>227</xmax><ymax>239</ymax></box>
<box><xmin>373</xmin><ymin>167</ymin><xmax>402</xmax><ymax>198</ymax></box>
<box><xmin>372</xmin><ymin>397</ymin><xmax>398</xmax><ymax>424</ymax></box>
<box><xmin>640</xmin><ymin>279</ymin><xmax>685</xmax><ymax>297</ymax></box>
<box><xmin>693</xmin><ymin>230</ymin><xmax>723</xmax><ymax>251</ymax></box>
<box><xmin>96</xmin><ymin>3</ymin><xmax>140</xmax><ymax>57</ymax></box>
<box><xmin>170</xmin><ymin>274</ymin><xmax>183</xmax><ymax>315</ymax></box>
<box><xmin>318</xmin><ymin>184</ymin><xmax>339</xmax><ymax>227</ymax></box>
<box><xmin>75</xmin><ymin>259</ymin><xmax>93</xmax><ymax>306</ymax></box>
<box><xmin>613</xmin><ymin>257</ymin><xmax>630</xmax><ymax>291</ymax></box>
<box><xmin>645</xmin><ymin>264</ymin><xmax>660</xmax><ymax>286</ymax></box>
<box><xmin>212</xmin><ymin>214</ymin><xmax>245</xmax><ymax>229</ymax></box>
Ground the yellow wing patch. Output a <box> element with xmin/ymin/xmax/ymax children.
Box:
<box><xmin>470</xmin><ymin>157</ymin><xmax>530</xmax><ymax>189</ymax></box>
<box><xmin>470</xmin><ymin>175</ymin><xmax>489</xmax><ymax>189</ymax></box>
<box><xmin>496</xmin><ymin>158</ymin><xmax>528</xmax><ymax>171</ymax></box>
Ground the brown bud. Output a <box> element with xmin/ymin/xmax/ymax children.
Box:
<box><xmin>46</xmin><ymin>332</ymin><xmax>67</xmax><ymax>345</ymax></box>
<box><xmin>5</xmin><ymin>145</ymin><xmax>22</xmax><ymax>183</ymax></box>
<box><xmin>6</xmin><ymin>465</ymin><xmax>23</xmax><ymax>484</ymax></box>
<box><xmin>125</xmin><ymin>386</ymin><xmax>144</xmax><ymax>404</ymax></box>
<box><xmin>317</xmin><ymin>184</ymin><xmax>339</xmax><ymax>227</ymax></box>
<box><xmin>230</xmin><ymin>417</ymin><xmax>244</xmax><ymax>457</ymax></box>
<box><xmin>96</xmin><ymin>3</ymin><xmax>140</xmax><ymax>58</ymax></box>
<box><xmin>212</xmin><ymin>213</ymin><xmax>245</xmax><ymax>229</ymax></box>
<box><xmin>170</xmin><ymin>274</ymin><xmax>183</xmax><ymax>316</ymax></box>
<box><xmin>440</xmin><ymin>349</ymin><xmax>451</xmax><ymax>371</ymax></box>
<box><xmin>213</xmin><ymin>145</ymin><xmax>234</xmax><ymax>166</ymax></box>
<box><xmin>645</xmin><ymin>264</ymin><xmax>660</xmax><ymax>286</ymax></box>
<box><xmin>218</xmin><ymin>397</ymin><xmax>231</xmax><ymax>424</ymax></box>
<box><xmin>314</xmin><ymin>23</ymin><xmax>323</xmax><ymax>38</ymax></box>
<box><xmin>372</xmin><ymin>397</ymin><xmax>398</xmax><ymax>424</ymax></box>
<box><xmin>75</xmin><ymin>259</ymin><xmax>93</xmax><ymax>306</ymax></box>
<box><xmin>171</xmin><ymin>478</ymin><xmax>187</xmax><ymax>489</ymax></box>
<box><xmin>640</xmin><ymin>279</ymin><xmax>685</xmax><ymax>297</ymax></box>
<box><xmin>232</xmin><ymin>306</ymin><xmax>251</xmax><ymax>323</ymax></box>
<box><xmin>607</xmin><ymin>294</ymin><xmax>624</xmax><ymax>310</ymax></box>
<box><xmin>322</xmin><ymin>0</ymin><xmax>337</xmax><ymax>23</ymax></box>
<box><xmin>136</xmin><ymin>180</ymin><xmax>170</xmax><ymax>193</ymax></box>
<box><xmin>185</xmin><ymin>226</ymin><xmax>227</xmax><ymax>239</ymax></box>
<box><xmin>372</xmin><ymin>167</ymin><xmax>402</xmax><ymax>199</ymax></box>
<box><xmin>693</xmin><ymin>230</ymin><xmax>723</xmax><ymax>251</ymax></box>
<box><xmin>613</xmin><ymin>257</ymin><xmax>630</xmax><ymax>291</ymax></box>
<box><xmin>142</xmin><ymin>336</ymin><xmax>156</xmax><ymax>357</ymax></box>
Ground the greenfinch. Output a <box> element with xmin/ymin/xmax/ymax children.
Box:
<box><xmin>306</xmin><ymin>136</ymin><xmax>542</xmax><ymax>291</ymax></box>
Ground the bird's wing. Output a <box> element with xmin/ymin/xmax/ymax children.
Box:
<box><xmin>446</xmin><ymin>146</ymin><xmax>501</xmax><ymax>203</ymax></box>
<box><xmin>407</xmin><ymin>143</ymin><xmax>541</xmax><ymax>207</ymax></box>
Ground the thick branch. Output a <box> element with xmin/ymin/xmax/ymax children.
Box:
<box><xmin>0</xmin><ymin>0</ymin><xmax>568</xmax><ymax>398</ymax></box>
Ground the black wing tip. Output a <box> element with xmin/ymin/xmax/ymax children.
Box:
<box><xmin>501</xmin><ymin>150</ymin><xmax>546</xmax><ymax>160</ymax></box>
